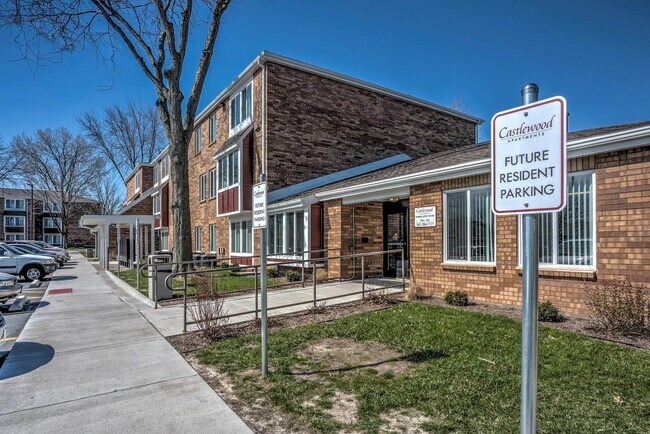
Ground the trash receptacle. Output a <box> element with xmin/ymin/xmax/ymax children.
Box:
<box><xmin>148</xmin><ymin>254</ymin><xmax>173</xmax><ymax>301</ymax></box>
<box><xmin>201</xmin><ymin>254</ymin><xmax>217</xmax><ymax>268</ymax></box>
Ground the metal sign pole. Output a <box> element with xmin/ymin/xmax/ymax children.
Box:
<box><xmin>135</xmin><ymin>218</ymin><xmax>140</xmax><ymax>294</ymax></box>
<box><xmin>520</xmin><ymin>83</ymin><xmax>539</xmax><ymax>434</ymax></box>
<box><xmin>258</xmin><ymin>175</ymin><xmax>269</xmax><ymax>377</ymax></box>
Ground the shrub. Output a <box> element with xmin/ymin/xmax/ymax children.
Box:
<box><xmin>585</xmin><ymin>277</ymin><xmax>649</xmax><ymax>336</ymax></box>
<box><xmin>538</xmin><ymin>301</ymin><xmax>564</xmax><ymax>322</ymax></box>
<box><xmin>406</xmin><ymin>285</ymin><xmax>425</xmax><ymax>301</ymax></box>
<box><xmin>285</xmin><ymin>269</ymin><xmax>301</xmax><ymax>282</ymax></box>
<box><xmin>187</xmin><ymin>274</ymin><xmax>226</xmax><ymax>340</ymax></box>
<box><xmin>267</xmin><ymin>267</ymin><xmax>280</xmax><ymax>278</ymax></box>
<box><xmin>445</xmin><ymin>290</ymin><xmax>469</xmax><ymax>306</ymax></box>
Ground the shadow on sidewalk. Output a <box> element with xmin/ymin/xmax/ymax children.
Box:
<box><xmin>0</xmin><ymin>342</ymin><xmax>55</xmax><ymax>380</ymax></box>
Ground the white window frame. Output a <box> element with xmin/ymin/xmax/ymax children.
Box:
<box><xmin>209</xmin><ymin>113</ymin><xmax>218</xmax><ymax>143</ymax></box>
<box><xmin>160</xmin><ymin>229</ymin><xmax>169</xmax><ymax>250</ymax></box>
<box><xmin>199</xmin><ymin>173</ymin><xmax>207</xmax><ymax>201</ymax></box>
<box><xmin>443</xmin><ymin>185</ymin><xmax>496</xmax><ymax>265</ymax></box>
<box><xmin>4</xmin><ymin>198</ymin><xmax>25</xmax><ymax>211</ymax></box>
<box><xmin>267</xmin><ymin>210</ymin><xmax>307</xmax><ymax>258</ymax></box>
<box><xmin>229</xmin><ymin>219</ymin><xmax>253</xmax><ymax>256</ymax></box>
<box><xmin>153</xmin><ymin>163</ymin><xmax>159</xmax><ymax>186</ymax></box>
<box><xmin>209</xmin><ymin>168</ymin><xmax>217</xmax><ymax>199</ymax></box>
<box><xmin>152</xmin><ymin>193</ymin><xmax>161</xmax><ymax>215</ymax></box>
<box><xmin>5</xmin><ymin>233</ymin><xmax>25</xmax><ymax>241</ymax></box>
<box><xmin>43</xmin><ymin>217</ymin><xmax>62</xmax><ymax>230</ymax></box>
<box><xmin>229</xmin><ymin>81</ymin><xmax>253</xmax><ymax>137</ymax></box>
<box><xmin>194</xmin><ymin>128</ymin><xmax>202</xmax><ymax>154</ymax></box>
<box><xmin>209</xmin><ymin>224</ymin><xmax>217</xmax><ymax>252</ymax></box>
<box><xmin>216</xmin><ymin>146</ymin><xmax>241</xmax><ymax>193</ymax></box>
<box><xmin>4</xmin><ymin>215</ymin><xmax>26</xmax><ymax>228</ymax></box>
<box><xmin>194</xmin><ymin>226</ymin><xmax>203</xmax><ymax>252</ymax></box>
<box><xmin>160</xmin><ymin>155</ymin><xmax>170</xmax><ymax>182</ymax></box>
<box><xmin>135</xmin><ymin>172</ymin><xmax>141</xmax><ymax>192</ymax></box>
<box><xmin>45</xmin><ymin>202</ymin><xmax>62</xmax><ymax>213</ymax></box>
<box><xmin>44</xmin><ymin>233</ymin><xmax>62</xmax><ymax>246</ymax></box>
<box><xmin>517</xmin><ymin>170</ymin><xmax>596</xmax><ymax>270</ymax></box>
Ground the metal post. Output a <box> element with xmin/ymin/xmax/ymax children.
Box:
<box><xmin>401</xmin><ymin>249</ymin><xmax>406</xmax><ymax>292</ymax></box>
<box><xmin>301</xmin><ymin>251</ymin><xmax>305</xmax><ymax>288</ymax></box>
<box><xmin>117</xmin><ymin>224</ymin><xmax>121</xmax><ymax>277</ymax></box>
<box><xmin>520</xmin><ymin>83</ymin><xmax>539</xmax><ymax>434</ymax></box>
<box><xmin>254</xmin><ymin>265</ymin><xmax>259</xmax><ymax>320</ymax></box>
<box><xmin>183</xmin><ymin>273</ymin><xmax>188</xmax><ymax>333</ymax></box>
<box><xmin>361</xmin><ymin>255</ymin><xmax>365</xmax><ymax>299</ymax></box>
<box><xmin>312</xmin><ymin>261</ymin><xmax>317</xmax><ymax>307</ymax></box>
<box><xmin>129</xmin><ymin>223</ymin><xmax>134</xmax><ymax>268</ymax></box>
<box><xmin>135</xmin><ymin>218</ymin><xmax>140</xmax><ymax>294</ymax></box>
<box><xmin>259</xmin><ymin>174</ymin><xmax>269</xmax><ymax>377</ymax></box>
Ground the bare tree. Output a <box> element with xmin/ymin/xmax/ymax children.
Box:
<box><xmin>1</xmin><ymin>0</ymin><xmax>232</xmax><ymax>264</ymax></box>
<box><xmin>78</xmin><ymin>99</ymin><xmax>166</xmax><ymax>182</ymax></box>
<box><xmin>11</xmin><ymin>128</ymin><xmax>105</xmax><ymax>247</ymax></box>
<box><xmin>0</xmin><ymin>134</ymin><xmax>22</xmax><ymax>185</ymax></box>
<box><xmin>91</xmin><ymin>174</ymin><xmax>123</xmax><ymax>215</ymax></box>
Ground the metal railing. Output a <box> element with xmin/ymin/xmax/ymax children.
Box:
<box><xmin>159</xmin><ymin>248</ymin><xmax>406</xmax><ymax>333</ymax></box>
<box><xmin>139</xmin><ymin>247</ymin><xmax>342</xmax><ymax>309</ymax></box>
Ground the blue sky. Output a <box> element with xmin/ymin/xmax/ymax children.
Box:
<box><xmin>0</xmin><ymin>0</ymin><xmax>649</xmax><ymax>143</ymax></box>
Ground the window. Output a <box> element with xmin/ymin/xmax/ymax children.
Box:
<box><xmin>229</xmin><ymin>82</ymin><xmax>253</xmax><ymax>135</ymax></box>
<box><xmin>5</xmin><ymin>199</ymin><xmax>25</xmax><ymax>210</ymax></box>
<box><xmin>217</xmin><ymin>149</ymin><xmax>239</xmax><ymax>190</ymax></box>
<box><xmin>5</xmin><ymin>233</ymin><xmax>25</xmax><ymax>241</ymax></box>
<box><xmin>43</xmin><ymin>217</ymin><xmax>62</xmax><ymax>229</ymax></box>
<box><xmin>194</xmin><ymin>128</ymin><xmax>202</xmax><ymax>154</ymax></box>
<box><xmin>135</xmin><ymin>172</ymin><xmax>141</xmax><ymax>191</ymax></box>
<box><xmin>199</xmin><ymin>173</ymin><xmax>207</xmax><ymax>201</ymax></box>
<box><xmin>44</xmin><ymin>234</ymin><xmax>62</xmax><ymax>246</ymax></box>
<box><xmin>209</xmin><ymin>168</ymin><xmax>217</xmax><ymax>198</ymax></box>
<box><xmin>209</xmin><ymin>224</ymin><xmax>217</xmax><ymax>252</ymax></box>
<box><xmin>268</xmin><ymin>211</ymin><xmax>305</xmax><ymax>255</ymax></box>
<box><xmin>209</xmin><ymin>114</ymin><xmax>218</xmax><ymax>143</ymax></box>
<box><xmin>194</xmin><ymin>227</ymin><xmax>203</xmax><ymax>252</ymax></box>
<box><xmin>444</xmin><ymin>186</ymin><xmax>495</xmax><ymax>263</ymax></box>
<box><xmin>153</xmin><ymin>193</ymin><xmax>161</xmax><ymax>215</ymax></box>
<box><xmin>4</xmin><ymin>216</ymin><xmax>25</xmax><ymax>227</ymax></box>
<box><xmin>45</xmin><ymin>202</ymin><xmax>62</xmax><ymax>213</ymax></box>
<box><xmin>153</xmin><ymin>163</ymin><xmax>159</xmax><ymax>185</ymax></box>
<box><xmin>519</xmin><ymin>171</ymin><xmax>595</xmax><ymax>267</ymax></box>
<box><xmin>160</xmin><ymin>229</ymin><xmax>169</xmax><ymax>250</ymax></box>
<box><xmin>230</xmin><ymin>221</ymin><xmax>252</xmax><ymax>254</ymax></box>
<box><xmin>160</xmin><ymin>155</ymin><xmax>170</xmax><ymax>180</ymax></box>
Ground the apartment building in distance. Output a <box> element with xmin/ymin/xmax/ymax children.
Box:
<box><xmin>84</xmin><ymin>52</ymin><xmax>650</xmax><ymax>316</ymax></box>
<box><xmin>1</xmin><ymin>187</ymin><xmax>99</xmax><ymax>246</ymax></box>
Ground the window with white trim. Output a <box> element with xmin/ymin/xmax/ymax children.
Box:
<box><xmin>209</xmin><ymin>224</ymin><xmax>217</xmax><ymax>252</ymax></box>
<box><xmin>153</xmin><ymin>193</ymin><xmax>161</xmax><ymax>215</ymax></box>
<box><xmin>209</xmin><ymin>114</ymin><xmax>218</xmax><ymax>143</ymax></box>
<box><xmin>194</xmin><ymin>128</ymin><xmax>202</xmax><ymax>154</ymax></box>
<box><xmin>209</xmin><ymin>168</ymin><xmax>217</xmax><ymax>198</ymax></box>
<box><xmin>199</xmin><ymin>173</ymin><xmax>207</xmax><ymax>201</ymax></box>
<box><xmin>229</xmin><ymin>82</ymin><xmax>253</xmax><ymax>135</ymax></box>
<box><xmin>45</xmin><ymin>202</ymin><xmax>62</xmax><ymax>213</ymax></box>
<box><xmin>160</xmin><ymin>229</ymin><xmax>169</xmax><ymax>250</ymax></box>
<box><xmin>194</xmin><ymin>227</ymin><xmax>203</xmax><ymax>252</ymax></box>
<box><xmin>5</xmin><ymin>233</ymin><xmax>25</xmax><ymax>241</ymax></box>
<box><xmin>519</xmin><ymin>171</ymin><xmax>595</xmax><ymax>267</ymax></box>
<box><xmin>230</xmin><ymin>220</ymin><xmax>252</xmax><ymax>254</ymax></box>
<box><xmin>217</xmin><ymin>149</ymin><xmax>239</xmax><ymax>190</ymax></box>
<box><xmin>135</xmin><ymin>172</ymin><xmax>141</xmax><ymax>191</ymax></box>
<box><xmin>43</xmin><ymin>217</ymin><xmax>62</xmax><ymax>229</ymax></box>
<box><xmin>444</xmin><ymin>186</ymin><xmax>495</xmax><ymax>263</ymax></box>
<box><xmin>4</xmin><ymin>198</ymin><xmax>25</xmax><ymax>210</ymax></box>
<box><xmin>44</xmin><ymin>234</ymin><xmax>62</xmax><ymax>246</ymax></box>
<box><xmin>4</xmin><ymin>216</ymin><xmax>25</xmax><ymax>228</ymax></box>
<box><xmin>153</xmin><ymin>164</ymin><xmax>159</xmax><ymax>185</ymax></box>
<box><xmin>160</xmin><ymin>155</ymin><xmax>170</xmax><ymax>180</ymax></box>
<box><xmin>267</xmin><ymin>211</ymin><xmax>305</xmax><ymax>255</ymax></box>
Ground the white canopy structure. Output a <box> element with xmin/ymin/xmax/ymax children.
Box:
<box><xmin>79</xmin><ymin>215</ymin><xmax>157</xmax><ymax>269</ymax></box>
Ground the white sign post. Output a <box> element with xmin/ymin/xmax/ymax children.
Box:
<box><xmin>491</xmin><ymin>85</ymin><xmax>566</xmax><ymax>434</ymax></box>
<box><xmin>253</xmin><ymin>180</ymin><xmax>269</xmax><ymax>377</ymax></box>
<box><xmin>253</xmin><ymin>182</ymin><xmax>268</xmax><ymax>228</ymax></box>
<box><xmin>414</xmin><ymin>206</ymin><xmax>437</xmax><ymax>227</ymax></box>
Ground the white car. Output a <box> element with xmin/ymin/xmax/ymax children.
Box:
<box><xmin>0</xmin><ymin>243</ymin><xmax>57</xmax><ymax>281</ymax></box>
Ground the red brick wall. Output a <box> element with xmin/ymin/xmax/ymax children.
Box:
<box><xmin>265</xmin><ymin>62</ymin><xmax>477</xmax><ymax>191</ymax></box>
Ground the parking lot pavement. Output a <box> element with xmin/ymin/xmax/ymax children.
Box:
<box><xmin>0</xmin><ymin>279</ymin><xmax>49</xmax><ymax>366</ymax></box>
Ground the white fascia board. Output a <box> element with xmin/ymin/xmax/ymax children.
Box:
<box><xmin>313</xmin><ymin>126</ymin><xmax>650</xmax><ymax>202</ymax></box>
<box><xmin>341</xmin><ymin>187</ymin><xmax>410</xmax><ymax>205</ymax></box>
<box><xmin>268</xmin><ymin>195</ymin><xmax>317</xmax><ymax>213</ymax></box>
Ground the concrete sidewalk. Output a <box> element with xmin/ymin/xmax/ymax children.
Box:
<box><xmin>0</xmin><ymin>253</ymin><xmax>252</xmax><ymax>434</ymax></box>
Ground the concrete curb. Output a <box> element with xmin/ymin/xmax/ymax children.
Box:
<box><xmin>103</xmin><ymin>269</ymin><xmax>155</xmax><ymax>308</ymax></box>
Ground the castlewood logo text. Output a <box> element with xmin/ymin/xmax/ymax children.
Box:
<box><xmin>499</xmin><ymin>115</ymin><xmax>557</xmax><ymax>143</ymax></box>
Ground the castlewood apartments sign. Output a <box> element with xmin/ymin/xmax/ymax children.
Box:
<box><xmin>491</xmin><ymin>96</ymin><xmax>567</xmax><ymax>215</ymax></box>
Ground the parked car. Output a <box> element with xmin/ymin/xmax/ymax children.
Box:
<box><xmin>0</xmin><ymin>271</ymin><xmax>22</xmax><ymax>303</ymax></box>
<box><xmin>0</xmin><ymin>243</ymin><xmax>57</xmax><ymax>280</ymax></box>
<box><xmin>5</xmin><ymin>240</ymin><xmax>69</xmax><ymax>261</ymax></box>
<box><xmin>10</xmin><ymin>244</ymin><xmax>65</xmax><ymax>267</ymax></box>
<box><xmin>0</xmin><ymin>311</ymin><xmax>5</xmax><ymax>343</ymax></box>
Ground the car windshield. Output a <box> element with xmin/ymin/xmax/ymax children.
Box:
<box><xmin>13</xmin><ymin>246</ymin><xmax>32</xmax><ymax>254</ymax></box>
<box><xmin>17</xmin><ymin>245</ymin><xmax>37</xmax><ymax>253</ymax></box>
<box><xmin>2</xmin><ymin>244</ymin><xmax>23</xmax><ymax>255</ymax></box>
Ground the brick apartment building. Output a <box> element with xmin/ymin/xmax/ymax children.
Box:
<box><xmin>1</xmin><ymin>187</ymin><xmax>99</xmax><ymax>247</ymax></box>
<box><xmin>83</xmin><ymin>52</ymin><xmax>650</xmax><ymax>315</ymax></box>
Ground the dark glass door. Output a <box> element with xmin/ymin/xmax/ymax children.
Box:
<box><xmin>383</xmin><ymin>200</ymin><xmax>409</xmax><ymax>277</ymax></box>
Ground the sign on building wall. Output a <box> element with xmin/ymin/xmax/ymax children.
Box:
<box><xmin>491</xmin><ymin>96</ymin><xmax>567</xmax><ymax>215</ymax></box>
<box><xmin>414</xmin><ymin>206</ymin><xmax>437</xmax><ymax>227</ymax></box>
<box><xmin>252</xmin><ymin>182</ymin><xmax>267</xmax><ymax>228</ymax></box>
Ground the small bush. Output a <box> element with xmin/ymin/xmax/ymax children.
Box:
<box><xmin>445</xmin><ymin>290</ymin><xmax>469</xmax><ymax>306</ymax></box>
<box><xmin>585</xmin><ymin>277</ymin><xmax>649</xmax><ymax>336</ymax></box>
<box><xmin>406</xmin><ymin>285</ymin><xmax>425</xmax><ymax>301</ymax></box>
<box><xmin>218</xmin><ymin>262</ymin><xmax>231</xmax><ymax>268</ymax></box>
<box><xmin>538</xmin><ymin>301</ymin><xmax>564</xmax><ymax>322</ymax></box>
<box><xmin>285</xmin><ymin>269</ymin><xmax>301</xmax><ymax>282</ymax></box>
<box><xmin>267</xmin><ymin>267</ymin><xmax>280</xmax><ymax>278</ymax></box>
<box><xmin>308</xmin><ymin>302</ymin><xmax>327</xmax><ymax>315</ymax></box>
<box><xmin>366</xmin><ymin>290</ymin><xmax>398</xmax><ymax>305</ymax></box>
<box><xmin>187</xmin><ymin>274</ymin><xmax>226</xmax><ymax>340</ymax></box>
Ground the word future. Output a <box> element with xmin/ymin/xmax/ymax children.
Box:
<box><xmin>492</xmin><ymin>97</ymin><xmax>566</xmax><ymax>215</ymax></box>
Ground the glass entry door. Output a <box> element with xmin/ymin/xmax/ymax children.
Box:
<box><xmin>383</xmin><ymin>200</ymin><xmax>409</xmax><ymax>277</ymax></box>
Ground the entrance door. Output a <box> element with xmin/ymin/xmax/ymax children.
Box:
<box><xmin>383</xmin><ymin>200</ymin><xmax>409</xmax><ymax>277</ymax></box>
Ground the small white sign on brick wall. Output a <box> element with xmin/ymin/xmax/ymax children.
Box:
<box><xmin>414</xmin><ymin>206</ymin><xmax>436</xmax><ymax>227</ymax></box>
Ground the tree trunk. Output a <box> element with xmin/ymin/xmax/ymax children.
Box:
<box><xmin>169</xmin><ymin>130</ymin><xmax>193</xmax><ymax>269</ymax></box>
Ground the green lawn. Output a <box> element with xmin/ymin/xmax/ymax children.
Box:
<box><xmin>111</xmin><ymin>268</ymin><xmax>277</xmax><ymax>296</ymax></box>
<box><xmin>197</xmin><ymin>303</ymin><xmax>650</xmax><ymax>433</ymax></box>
